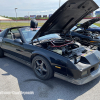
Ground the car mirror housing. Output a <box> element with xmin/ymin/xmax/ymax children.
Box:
<box><xmin>14</xmin><ymin>39</ymin><xmax>23</xmax><ymax>44</ymax></box>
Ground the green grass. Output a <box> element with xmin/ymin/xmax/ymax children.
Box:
<box><xmin>0</xmin><ymin>22</ymin><xmax>100</xmax><ymax>30</ymax></box>
<box><xmin>94</xmin><ymin>23</ymin><xmax>100</xmax><ymax>27</ymax></box>
<box><xmin>0</xmin><ymin>22</ymin><xmax>44</xmax><ymax>29</ymax></box>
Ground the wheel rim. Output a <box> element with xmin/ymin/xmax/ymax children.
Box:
<box><xmin>35</xmin><ymin>60</ymin><xmax>47</xmax><ymax>76</ymax></box>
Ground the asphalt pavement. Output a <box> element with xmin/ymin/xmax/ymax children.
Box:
<box><xmin>0</xmin><ymin>57</ymin><xmax>100</xmax><ymax>100</ymax></box>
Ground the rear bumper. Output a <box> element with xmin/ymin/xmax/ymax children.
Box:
<box><xmin>54</xmin><ymin>65</ymin><xmax>100</xmax><ymax>85</ymax></box>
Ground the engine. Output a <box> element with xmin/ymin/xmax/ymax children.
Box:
<box><xmin>76</xmin><ymin>30</ymin><xmax>100</xmax><ymax>39</ymax></box>
<box><xmin>34</xmin><ymin>38</ymin><xmax>87</xmax><ymax>64</ymax></box>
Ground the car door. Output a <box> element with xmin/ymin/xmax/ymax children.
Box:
<box><xmin>1</xmin><ymin>28</ymin><xmax>25</xmax><ymax>60</ymax></box>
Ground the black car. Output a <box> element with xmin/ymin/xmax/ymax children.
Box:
<box><xmin>77</xmin><ymin>18</ymin><xmax>100</xmax><ymax>33</ymax></box>
<box><xmin>0</xmin><ymin>0</ymin><xmax>100</xmax><ymax>85</ymax></box>
<box><xmin>66</xmin><ymin>18</ymin><xmax>100</xmax><ymax>50</ymax></box>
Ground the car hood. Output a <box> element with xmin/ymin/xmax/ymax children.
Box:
<box><xmin>80</xmin><ymin>18</ymin><xmax>100</xmax><ymax>29</ymax></box>
<box><xmin>32</xmin><ymin>0</ymin><xmax>99</xmax><ymax>41</ymax></box>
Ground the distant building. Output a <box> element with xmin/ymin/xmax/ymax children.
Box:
<box><xmin>37</xmin><ymin>15</ymin><xmax>41</xmax><ymax>18</ymax></box>
<box><xmin>30</xmin><ymin>15</ymin><xmax>36</xmax><ymax>19</ymax></box>
<box><xmin>87</xmin><ymin>12</ymin><xmax>93</xmax><ymax>17</ymax></box>
<box><xmin>49</xmin><ymin>14</ymin><xmax>52</xmax><ymax>18</ymax></box>
<box><xmin>43</xmin><ymin>15</ymin><xmax>47</xmax><ymax>18</ymax></box>
<box><xmin>95</xmin><ymin>11</ymin><xmax>100</xmax><ymax>17</ymax></box>
<box><xmin>24</xmin><ymin>16</ymin><xmax>29</xmax><ymax>18</ymax></box>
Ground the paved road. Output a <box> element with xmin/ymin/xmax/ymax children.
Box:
<box><xmin>0</xmin><ymin>57</ymin><xmax>100</xmax><ymax>100</ymax></box>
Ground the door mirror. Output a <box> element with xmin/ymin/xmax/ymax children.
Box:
<box><xmin>14</xmin><ymin>39</ymin><xmax>23</xmax><ymax>44</ymax></box>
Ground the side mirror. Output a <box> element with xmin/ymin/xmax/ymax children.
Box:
<box><xmin>14</xmin><ymin>39</ymin><xmax>23</xmax><ymax>44</ymax></box>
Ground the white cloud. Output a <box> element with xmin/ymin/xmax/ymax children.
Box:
<box><xmin>0</xmin><ymin>0</ymin><xmax>100</xmax><ymax>17</ymax></box>
<box><xmin>0</xmin><ymin>0</ymin><xmax>66</xmax><ymax>17</ymax></box>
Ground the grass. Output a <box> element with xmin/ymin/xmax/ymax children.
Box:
<box><xmin>0</xmin><ymin>22</ymin><xmax>44</xmax><ymax>29</ymax></box>
<box><xmin>94</xmin><ymin>23</ymin><xmax>100</xmax><ymax>27</ymax></box>
<box><xmin>0</xmin><ymin>22</ymin><xmax>100</xmax><ymax>30</ymax></box>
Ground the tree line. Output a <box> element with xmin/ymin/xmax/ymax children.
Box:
<box><xmin>0</xmin><ymin>16</ymin><xmax>49</xmax><ymax>20</ymax></box>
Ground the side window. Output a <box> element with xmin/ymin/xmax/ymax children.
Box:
<box><xmin>11</xmin><ymin>29</ymin><xmax>19</xmax><ymax>33</ymax></box>
<box><xmin>5</xmin><ymin>29</ymin><xmax>21</xmax><ymax>40</ymax></box>
<box><xmin>5</xmin><ymin>30</ymin><xmax>13</xmax><ymax>39</ymax></box>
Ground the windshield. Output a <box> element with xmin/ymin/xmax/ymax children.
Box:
<box><xmin>71</xmin><ymin>26</ymin><xmax>82</xmax><ymax>31</ymax></box>
<box><xmin>20</xmin><ymin>27</ymin><xmax>39</xmax><ymax>42</ymax></box>
<box><xmin>38</xmin><ymin>34</ymin><xmax>61</xmax><ymax>41</ymax></box>
<box><xmin>20</xmin><ymin>27</ymin><xmax>61</xmax><ymax>42</ymax></box>
<box><xmin>71</xmin><ymin>26</ymin><xmax>77</xmax><ymax>31</ymax></box>
<box><xmin>89</xmin><ymin>24</ymin><xmax>99</xmax><ymax>28</ymax></box>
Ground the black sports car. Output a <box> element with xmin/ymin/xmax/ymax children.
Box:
<box><xmin>77</xmin><ymin>18</ymin><xmax>100</xmax><ymax>33</ymax></box>
<box><xmin>0</xmin><ymin>0</ymin><xmax>100</xmax><ymax>85</ymax></box>
<box><xmin>66</xmin><ymin>18</ymin><xmax>100</xmax><ymax>50</ymax></box>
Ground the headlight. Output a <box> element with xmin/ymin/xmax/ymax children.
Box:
<box><xmin>81</xmin><ymin>71</ymin><xmax>88</xmax><ymax>77</ymax></box>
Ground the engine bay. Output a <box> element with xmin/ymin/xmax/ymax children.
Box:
<box><xmin>76</xmin><ymin>30</ymin><xmax>100</xmax><ymax>39</ymax></box>
<box><xmin>33</xmin><ymin>38</ymin><xmax>88</xmax><ymax>64</ymax></box>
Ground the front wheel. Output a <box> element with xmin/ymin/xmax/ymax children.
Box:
<box><xmin>32</xmin><ymin>55</ymin><xmax>54</xmax><ymax>80</ymax></box>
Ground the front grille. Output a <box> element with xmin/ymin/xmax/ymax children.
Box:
<box><xmin>90</xmin><ymin>64</ymin><xmax>99</xmax><ymax>73</ymax></box>
<box><xmin>90</xmin><ymin>67</ymin><xmax>95</xmax><ymax>73</ymax></box>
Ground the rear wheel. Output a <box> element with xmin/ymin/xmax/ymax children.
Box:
<box><xmin>0</xmin><ymin>48</ymin><xmax>4</xmax><ymax>58</ymax></box>
<box><xmin>32</xmin><ymin>55</ymin><xmax>53</xmax><ymax>80</ymax></box>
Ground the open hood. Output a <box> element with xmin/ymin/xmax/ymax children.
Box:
<box><xmin>79</xmin><ymin>18</ymin><xmax>100</xmax><ymax>29</ymax></box>
<box><xmin>32</xmin><ymin>0</ymin><xmax>99</xmax><ymax>41</ymax></box>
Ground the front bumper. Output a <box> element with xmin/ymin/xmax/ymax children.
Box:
<box><xmin>54</xmin><ymin>65</ymin><xmax>100</xmax><ymax>85</ymax></box>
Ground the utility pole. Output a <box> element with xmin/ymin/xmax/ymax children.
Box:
<box><xmin>15</xmin><ymin>8</ymin><xmax>18</xmax><ymax>22</ymax></box>
<box><xmin>59</xmin><ymin>0</ymin><xmax>61</xmax><ymax>7</ymax></box>
<box><xmin>28</xmin><ymin>12</ymin><xmax>30</xmax><ymax>23</ymax></box>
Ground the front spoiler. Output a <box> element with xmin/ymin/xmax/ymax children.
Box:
<box><xmin>54</xmin><ymin>65</ymin><xmax>100</xmax><ymax>85</ymax></box>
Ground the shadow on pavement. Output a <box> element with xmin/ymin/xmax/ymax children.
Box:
<box><xmin>0</xmin><ymin>57</ymin><xmax>100</xmax><ymax>100</ymax></box>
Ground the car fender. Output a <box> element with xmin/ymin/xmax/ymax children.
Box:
<box><xmin>31</xmin><ymin>49</ymin><xmax>78</xmax><ymax>69</ymax></box>
<box><xmin>0</xmin><ymin>37</ymin><xmax>3</xmax><ymax>47</ymax></box>
<box><xmin>31</xmin><ymin>51</ymin><xmax>51</xmax><ymax>63</ymax></box>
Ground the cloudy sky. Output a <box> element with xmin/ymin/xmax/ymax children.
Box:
<box><xmin>0</xmin><ymin>0</ymin><xmax>100</xmax><ymax>17</ymax></box>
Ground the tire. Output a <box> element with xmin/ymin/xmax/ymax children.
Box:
<box><xmin>32</xmin><ymin>55</ymin><xmax>54</xmax><ymax>80</ymax></box>
<box><xmin>0</xmin><ymin>48</ymin><xmax>4</xmax><ymax>58</ymax></box>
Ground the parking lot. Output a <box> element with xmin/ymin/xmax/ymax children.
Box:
<box><xmin>0</xmin><ymin>56</ymin><xmax>100</xmax><ymax>100</ymax></box>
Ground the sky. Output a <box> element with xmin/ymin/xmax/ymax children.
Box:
<box><xmin>0</xmin><ymin>0</ymin><xmax>100</xmax><ymax>17</ymax></box>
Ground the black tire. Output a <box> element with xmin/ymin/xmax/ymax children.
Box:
<box><xmin>32</xmin><ymin>55</ymin><xmax>54</xmax><ymax>80</ymax></box>
<box><xmin>0</xmin><ymin>48</ymin><xmax>4</xmax><ymax>58</ymax></box>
